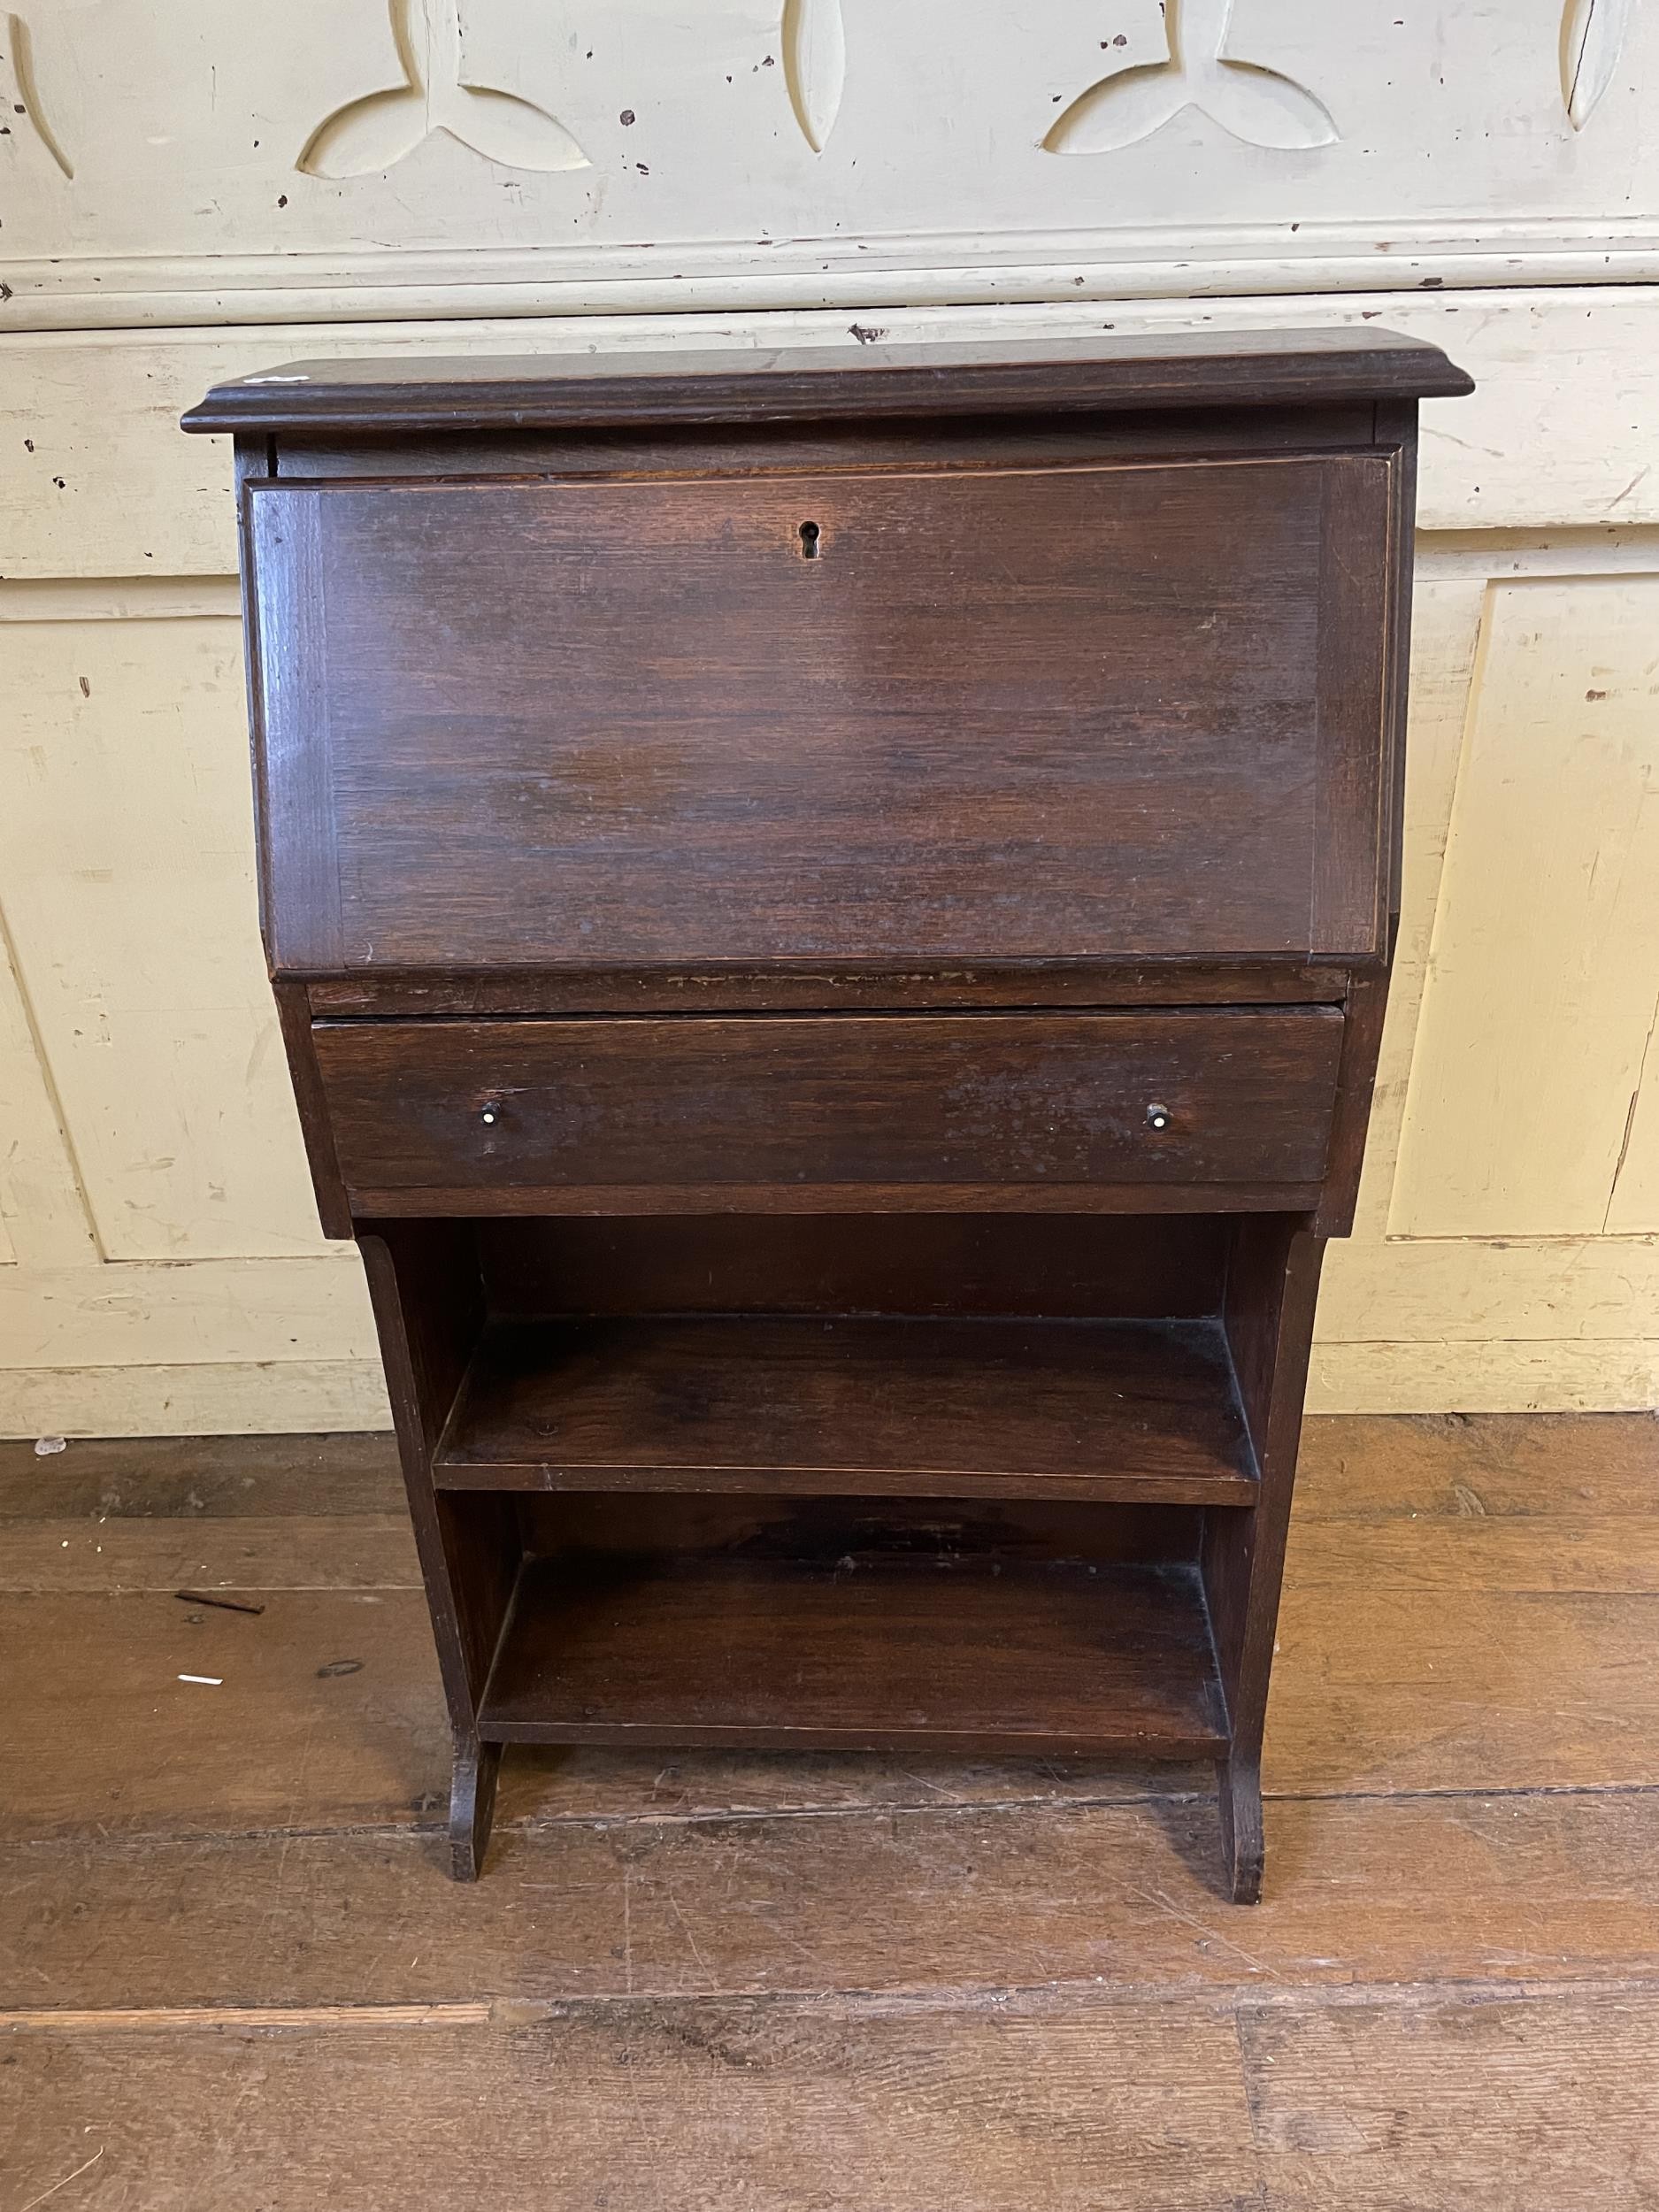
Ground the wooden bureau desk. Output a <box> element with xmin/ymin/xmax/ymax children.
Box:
<box><xmin>185</xmin><ymin>330</ymin><xmax>1472</xmax><ymax>1900</ymax></box>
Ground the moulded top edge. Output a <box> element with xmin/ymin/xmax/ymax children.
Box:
<box><xmin>181</xmin><ymin>327</ymin><xmax>1474</xmax><ymax>436</ymax></box>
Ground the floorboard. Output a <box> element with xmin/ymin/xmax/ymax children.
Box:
<box><xmin>0</xmin><ymin>1514</ymin><xmax>420</xmax><ymax>1594</ymax></box>
<box><xmin>4</xmin><ymin>1788</ymin><xmax>1658</xmax><ymax>2014</ymax></box>
<box><xmin>0</xmin><ymin>1588</ymin><xmax>451</xmax><ymax>1839</ymax></box>
<box><xmin>1239</xmin><ymin>1985</ymin><xmax>1659</xmax><ymax>2209</ymax></box>
<box><xmin>0</xmin><ymin>1996</ymin><xmax>1263</xmax><ymax>2212</ymax></box>
<box><xmin>3</xmin><ymin>1414</ymin><xmax>1658</xmax><ymax>2208</ymax></box>
<box><xmin>1266</xmin><ymin>1586</ymin><xmax>1659</xmax><ymax>1793</ymax></box>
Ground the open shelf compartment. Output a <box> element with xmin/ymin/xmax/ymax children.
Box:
<box><xmin>358</xmin><ymin>1207</ymin><xmax>1318</xmax><ymax>1881</ymax></box>
<box><xmin>477</xmin><ymin>1544</ymin><xmax>1228</xmax><ymax>1758</ymax></box>
<box><xmin>435</xmin><ymin>1313</ymin><xmax>1256</xmax><ymax>1505</ymax></box>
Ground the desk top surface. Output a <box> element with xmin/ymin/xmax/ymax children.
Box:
<box><xmin>183</xmin><ymin>326</ymin><xmax>1473</xmax><ymax>437</ymax></box>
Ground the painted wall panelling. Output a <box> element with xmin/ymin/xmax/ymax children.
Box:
<box><xmin>4</xmin><ymin>306</ymin><xmax>1659</xmax><ymax>1426</ymax></box>
<box><xmin>1392</xmin><ymin>573</ymin><xmax>1659</xmax><ymax>1240</ymax></box>
<box><xmin>1312</xmin><ymin>533</ymin><xmax>1659</xmax><ymax>1411</ymax></box>
<box><xmin>4</xmin><ymin>486</ymin><xmax>1656</xmax><ymax>1423</ymax></box>
<box><xmin>1</xmin><ymin>0</ymin><xmax>1655</xmax><ymax>1426</ymax></box>
<box><xmin>6</xmin><ymin>292</ymin><xmax>1659</xmax><ymax>585</ymax></box>
<box><xmin>3</xmin><ymin>0</ymin><xmax>1658</xmax><ymax>325</ymax></box>
<box><xmin>0</xmin><ymin>582</ymin><xmax>380</xmax><ymax>1432</ymax></box>
<box><xmin>0</xmin><ymin>602</ymin><xmax>326</xmax><ymax>1261</ymax></box>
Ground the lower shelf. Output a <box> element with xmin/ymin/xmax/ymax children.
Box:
<box><xmin>477</xmin><ymin>1551</ymin><xmax>1228</xmax><ymax>1757</ymax></box>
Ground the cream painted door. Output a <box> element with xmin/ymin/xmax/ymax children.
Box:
<box><xmin>2</xmin><ymin>1</ymin><xmax>1656</xmax><ymax>1428</ymax></box>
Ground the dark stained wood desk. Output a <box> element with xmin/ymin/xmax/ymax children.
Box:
<box><xmin>186</xmin><ymin>328</ymin><xmax>1473</xmax><ymax>1899</ymax></box>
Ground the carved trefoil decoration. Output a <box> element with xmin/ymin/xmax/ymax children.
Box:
<box><xmin>782</xmin><ymin>0</ymin><xmax>845</xmax><ymax>152</ymax></box>
<box><xmin>1</xmin><ymin>11</ymin><xmax>72</xmax><ymax>176</ymax></box>
<box><xmin>1562</xmin><ymin>0</ymin><xmax>1632</xmax><ymax>127</ymax></box>
<box><xmin>301</xmin><ymin>0</ymin><xmax>588</xmax><ymax>179</ymax></box>
<box><xmin>1046</xmin><ymin>0</ymin><xmax>1337</xmax><ymax>156</ymax></box>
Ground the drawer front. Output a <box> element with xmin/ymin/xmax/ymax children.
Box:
<box><xmin>248</xmin><ymin>455</ymin><xmax>1394</xmax><ymax>973</ymax></box>
<box><xmin>312</xmin><ymin>1011</ymin><xmax>1343</xmax><ymax>1213</ymax></box>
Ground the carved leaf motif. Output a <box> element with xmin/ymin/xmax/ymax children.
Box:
<box><xmin>1205</xmin><ymin>61</ymin><xmax>1338</xmax><ymax>151</ymax></box>
<box><xmin>782</xmin><ymin>0</ymin><xmax>845</xmax><ymax>154</ymax></box>
<box><xmin>1044</xmin><ymin>0</ymin><xmax>1336</xmax><ymax>157</ymax></box>
<box><xmin>1179</xmin><ymin>0</ymin><xmax>1235</xmax><ymax>67</ymax></box>
<box><xmin>1044</xmin><ymin>66</ymin><xmax>1184</xmax><ymax>155</ymax></box>
<box><xmin>299</xmin><ymin>86</ymin><xmax>426</xmax><ymax>179</ymax></box>
<box><xmin>3</xmin><ymin>11</ymin><xmax>72</xmax><ymax>178</ymax></box>
<box><xmin>1563</xmin><ymin>0</ymin><xmax>1632</xmax><ymax>128</ymax></box>
<box><xmin>300</xmin><ymin>0</ymin><xmax>589</xmax><ymax>179</ymax></box>
<box><xmin>452</xmin><ymin>85</ymin><xmax>588</xmax><ymax>173</ymax></box>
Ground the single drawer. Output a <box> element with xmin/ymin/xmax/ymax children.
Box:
<box><xmin>312</xmin><ymin>1010</ymin><xmax>1343</xmax><ymax>1215</ymax></box>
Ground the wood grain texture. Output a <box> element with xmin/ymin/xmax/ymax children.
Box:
<box><xmin>511</xmin><ymin>1491</ymin><xmax>1204</xmax><ymax>1566</ymax></box>
<box><xmin>314</xmin><ymin>1010</ymin><xmax>1343</xmax><ymax>1203</ymax></box>
<box><xmin>0</xmin><ymin>1563</ymin><xmax>1196</xmax><ymax>1836</ymax></box>
<box><xmin>3</xmin><ymin>1407</ymin><xmax>1659</xmax><ymax>2212</ymax></box>
<box><xmin>1315</xmin><ymin>964</ymin><xmax>1392</xmax><ymax>1236</ymax></box>
<box><xmin>1288</xmin><ymin>1513</ymin><xmax>1659</xmax><ymax>1593</ymax></box>
<box><xmin>1267</xmin><ymin>1585</ymin><xmax>1659</xmax><ymax>1795</ymax></box>
<box><xmin>8</xmin><ymin>1985</ymin><xmax>1659</xmax><ymax>2211</ymax></box>
<box><xmin>245</xmin><ymin>485</ymin><xmax>341</xmax><ymax>973</ymax></box>
<box><xmin>1296</xmin><ymin>1409</ymin><xmax>1659</xmax><ymax>1519</ymax></box>
<box><xmin>479</xmin><ymin>1554</ymin><xmax>1228</xmax><ymax>1756</ymax></box>
<box><xmin>10</xmin><ymin>1409</ymin><xmax>1659</xmax><ymax>2212</ymax></box>
<box><xmin>1373</xmin><ymin>400</ymin><xmax>1419</xmax><ymax>926</ymax></box>
<box><xmin>1240</xmin><ymin>1987</ymin><xmax>1659</xmax><ymax>2209</ymax></box>
<box><xmin>357</xmin><ymin>1224</ymin><xmax>515</xmax><ymax>1738</ymax></box>
<box><xmin>8</xmin><ymin>1786</ymin><xmax>1658</xmax><ymax>2014</ymax></box>
<box><xmin>477</xmin><ymin>1213</ymin><xmax>1230</xmax><ymax>1324</ymax></box>
<box><xmin>0</xmin><ymin>1432</ymin><xmax>402</xmax><ymax>1518</ymax></box>
<box><xmin>273</xmin><ymin>977</ymin><xmax>352</xmax><ymax>1237</ymax></box>
<box><xmin>304</xmin><ymin>959</ymin><xmax>1355</xmax><ymax>1017</ymax></box>
<box><xmin>336</xmin><ymin>1179</ymin><xmax>1329</xmax><ymax>1220</ymax></box>
<box><xmin>1204</xmin><ymin>1219</ymin><xmax>1326</xmax><ymax>1897</ymax></box>
<box><xmin>0</xmin><ymin>1586</ymin><xmax>451</xmax><ymax>1839</ymax></box>
<box><xmin>1312</xmin><ymin>456</ymin><xmax>1395</xmax><ymax>953</ymax></box>
<box><xmin>13</xmin><ymin>1448</ymin><xmax>1657</xmax><ymax>1842</ymax></box>
<box><xmin>0</xmin><ymin>1512</ymin><xmax>418</xmax><ymax>1593</ymax></box>
<box><xmin>434</xmin><ymin>1316</ymin><xmax>1254</xmax><ymax>1502</ymax></box>
<box><xmin>248</xmin><ymin>460</ymin><xmax>1391</xmax><ymax>966</ymax></box>
<box><xmin>273</xmin><ymin>403</ymin><xmax>1383</xmax><ymax>488</ymax></box>
<box><xmin>0</xmin><ymin>1998</ymin><xmax>1263</xmax><ymax>2212</ymax></box>
<box><xmin>180</xmin><ymin>328</ymin><xmax>1474</xmax><ymax>435</ymax></box>
<box><xmin>219</xmin><ymin>342</ymin><xmax>1424</xmax><ymax>1888</ymax></box>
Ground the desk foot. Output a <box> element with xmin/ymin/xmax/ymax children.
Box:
<box><xmin>449</xmin><ymin>1738</ymin><xmax>502</xmax><ymax>1881</ymax></box>
<box><xmin>1219</xmin><ymin>1755</ymin><xmax>1264</xmax><ymax>1906</ymax></box>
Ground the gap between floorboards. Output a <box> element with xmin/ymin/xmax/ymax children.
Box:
<box><xmin>12</xmin><ymin>1971</ymin><xmax>1659</xmax><ymax>2039</ymax></box>
<box><xmin>12</xmin><ymin>1771</ymin><xmax>1659</xmax><ymax>1856</ymax></box>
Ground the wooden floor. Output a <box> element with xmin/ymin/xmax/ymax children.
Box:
<box><xmin>4</xmin><ymin>1414</ymin><xmax>1659</xmax><ymax>2209</ymax></box>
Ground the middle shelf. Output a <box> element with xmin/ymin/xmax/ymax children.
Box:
<box><xmin>434</xmin><ymin>1312</ymin><xmax>1256</xmax><ymax>1505</ymax></box>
